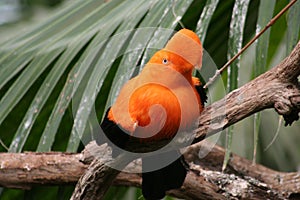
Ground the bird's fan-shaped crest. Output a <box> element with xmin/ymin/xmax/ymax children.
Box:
<box><xmin>165</xmin><ymin>29</ymin><xmax>203</xmax><ymax>69</ymax></box>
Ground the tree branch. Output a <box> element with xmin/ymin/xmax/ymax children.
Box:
<box><xmin>0</xmin><ymin>152</ymin><xmax>85</xmax><ymax>189</ymax></box>
<box><xmin>1</xmin><ymin>141</ymin><xmax>300</xmax><ymax>199</ymax></box>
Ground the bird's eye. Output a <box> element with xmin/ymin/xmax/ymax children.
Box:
<box><xmin>162</xmin><ymin>58</ymin><xmax>168</xmax><ymax>65</ymax></box>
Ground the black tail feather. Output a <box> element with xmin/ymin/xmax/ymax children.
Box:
<box><xmin>142</xmin><ymin>151</ymin><xmax>187</xmax><ymax>200</ymax></box>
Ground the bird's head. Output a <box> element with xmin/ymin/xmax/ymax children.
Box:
<box><xmin>148</xmin><ymin>29</ymin><xmax>203</xmax><ymax>76</ymax></box>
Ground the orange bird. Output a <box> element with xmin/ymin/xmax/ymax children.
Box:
<box><xmin>99</xmin><ymin>29</ymin><xmax>206</xmax><ymax>199</ymax></box>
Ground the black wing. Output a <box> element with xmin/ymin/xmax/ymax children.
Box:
<box><xmin>191</xmin><ymin>83</ymin><xmax>207</xmax><ymax>144</ymax></box>
<box><xmin>195</xmin><ymin>84</ymin><xmax>207</xmax><ymax>107</ymax></box>
<box><xmin>97</xmin><ymin>108</ymin><xmax>130</xmax><ymax>157</ymax></box>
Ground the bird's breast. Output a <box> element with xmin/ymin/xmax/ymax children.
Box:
<box><xmin>108</xmin><ymin>64</ymin><xmax>202</xmax><ymax>141</ymax></box>
<box><xmin>109</xmin><ymin>82</ymin><xmax>201</xmax><ymax>141</ymax></box>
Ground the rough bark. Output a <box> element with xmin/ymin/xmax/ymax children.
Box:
<box><xmin>1</xmin><ymin>141</ymin><xmax>300</xmax><ymax>199</ymax></box>
<box><xmin>0</xmin><ymin>152</ymin><xmax>85</xmax><ymax>189</ymax></box>
<box><xmin>70</xmin><ymin>144</ymin><xmax>136</xmax><ymax>200</ymax></box>
<box><xmin>0</xmin><ymin>42</ymin><xmax>299</xmax><ymax>199</ymax></box>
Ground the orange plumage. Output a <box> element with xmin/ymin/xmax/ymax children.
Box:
<box><xmin>108</xmin><ymin>29</ymin><xmax>203</xmax><ymax>141</ymax></box>
<box><xmin>100</xmin><ymin>28</ymin><xmax>205</xmax><ymax>200</ymax></box>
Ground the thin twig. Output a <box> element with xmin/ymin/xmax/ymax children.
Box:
<box><xmin>204</xmin><ymin>0</ymin><xmax>298</xmax><ymax>89</ymax></box>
